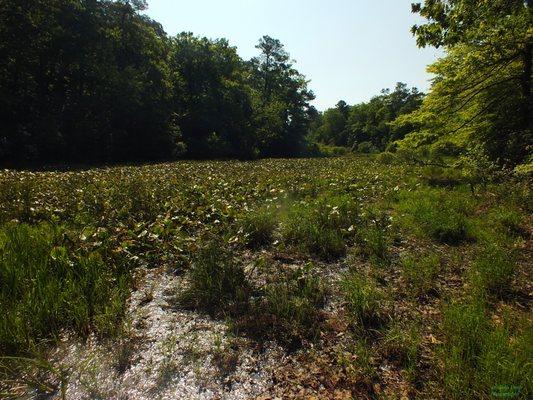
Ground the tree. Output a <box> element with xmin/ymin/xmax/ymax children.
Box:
<box><xmin>168</xmin><ymin>33</ymin><xmax>254</xmax><ymax>158</ymax></box>
<box><xmin>249</xmin><ymin>36</ymin><xmax>315</xmax><ymax>157</ymax></box>
<box><xmin>400</xmin><ymin>0</ymin><xmax>533</xmax><ymax>165</ymax></box>
<box><xmin>0</xmin><ymin>0</ymin><xmax>181</xmax><ymax>166</ymax></box>
<box><xmin>310</xmin><ymin>84</ymin><xmax>423</xmax><ymax>150</ymax></box>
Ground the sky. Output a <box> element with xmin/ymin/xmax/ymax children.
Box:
<box><xmin>144</xmin><ymin>0</ymin><xmax>443</xmax><ymax>111</ymax></box>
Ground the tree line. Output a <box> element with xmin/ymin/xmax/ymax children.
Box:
<box><xmin>309</xmin><ymin>83</ymin><xmax>424</xmax><ymax>152</ymax></box>
<box><xmin>0</xmin><ymin>0</ymin><xmax>315</xmax><ymax>167</ymax></box>
<box><xmin>1</xmin><ymin>0</ymin><xmax>530</xmax><ymax>170</ymax></box>
<box><xmin>395</xmin><ymin>0</ymin><xmax>531</xmax><ymax>169</ymax></box>
<box><xmin>313</xmin><ymin>1</ymin><xmax>531</xmax><ymax>170</ymax></box>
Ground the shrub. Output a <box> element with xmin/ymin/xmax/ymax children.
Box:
<box><xmin>375</xmin><ymin>151</ymin><xmax>397</xmax><ymax>164</ymax></box>
<box><xmin>241</xmin><ymin>207</ymin><xmax>277</xmax><ymax>248</ymax></box>
<box><xmin>341</xmin><ymin>273</ymin><xmax>383</xmax><ymax>331</ymax></box>
<box><xmin>356</xmin><ymin>141</ymin><xmax>378</xmax><ymax>154</ymax></box>
<box><xmin>282</xmin><ymin>195</ymin><xmax>359</xmax><ymax>259</ymax></box>
<box><xmin>179</xmin><ymin>241</ymin><xmax>250</xmax><ymax>314</ymax></box>
<box><xmin>401</xmin><ymin>253</ymin><xmax>441</xmax><ymax>297</ymax></box>
<box><xmin>316</xmin><ymin>143</ymin><xmax>350</xmax><ymax>157</ymax></box>
<box><xmin>0</xmin><ymin>223</ymin><xmax>130</xmax><ymax>354</ymax></box>
<box><xmin>421</xmin><ymin>166</ymin><xmax>464</xmax><ymax>187</ymax></box>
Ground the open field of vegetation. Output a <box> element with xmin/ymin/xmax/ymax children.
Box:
<box><xmin>0</xmin><ymin>155</ymin><xmax>531</xmax><ymax>399</ymax></box>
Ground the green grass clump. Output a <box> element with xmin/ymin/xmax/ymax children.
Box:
<box><xmin>234</xmin><ymin>264</ymin><xmax>326</xmax><ymax>348</ymax></box>
<box><xmin>442</xmin><ymin>302</ymin><xmax>532</xmax><ymax>399</ymax></box>
<box><xmin>401</xmin><ymin>253</ymin><xmax>441</xmax><ymax>297</ymax></box>
<box><xmin>282</xmin><ymin>194</ymin><xmax>359</xmax><ymax>259</ymax></box>
<box><xmin>262</xmin><ymin>264</ymin><xmax>326</xmax><ymax>345</ymax></box>
<box><xmin>469</xmin><ymin>245</ymin><xmax>516</xmax><ymax>299</ymax></box>
<box><xmin>341</xmin><ymin>273</ymin><xmax>384</xmax><ymax>331</ymax></box>
<box><xmin>356</xmin><ymin>209</ymin><xmax>392</xmax><ymax>267</ymax></box>
<box><xmin>0</xmin><ymin>223</ymin><xmax>130</xmax><ymax>354</ymax></box>
<box><xmin>382</xmin><ymin>323</ymin><xmax>421</xmax><ymax>379</ymax></box>
<box><xmin>179</xmin><ymin>241</ymin><xmax>250</xmax><ymax>314</ymax></box>
<box><xmin>397</xmin><ymin>187</ymin><xmax>473</xmax><ymax>244</ymax></box>
<box><xmin>241</xmin><ymin>207</ymin><xmax>277</xmax><ymax>248</ymax></box>
<box><xmin>487</xmin><ymin>206</ymin><xmax>526</xmax><ymax>238</ymax></box>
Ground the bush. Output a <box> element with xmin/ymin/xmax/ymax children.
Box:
<box><xmin>341</xmin><ymin>273</ymin><xmax>384</xmax><ymax>331</ymax></box>
<box><xmin>282</xmin><ymin>195</ymin><xmax>359</xmax><ymax>259</ymax></box>
<box><xmin>0</xmin><ymin>223</ymin><xmax>130</xmax><ymax>354</ymax></box>
<box><xmin>356</xmin><ymin>141</ymin><xmax>378</xmax><ymax>154</ymax></box>
<box><xmin>401</xmin><ymin>253</ymin><xmax>441</xmax><ymax>297</ymax></box>
<box><xmin>179</xmin><ymin>241</ymin><xmax>250</xmax><ymax>314</ymax></box>
<box><xmin>375</xmin><ymin>151</ymin><xmax>397</xmax><ymax>164</ymax></box>
<box><xmin>421</xmin><ymin>166</ymin><xmax>464</xmax><ymax>187</ymax></box>
<box><xmin>317</xmin><ymin>143</ymin><xmax>350</xmax><ymax>157</ymax></box>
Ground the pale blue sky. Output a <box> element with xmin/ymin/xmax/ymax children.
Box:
<box><xmin>144</xmin><ymin>0</ymin><xmax>443</xmax><ymax>110</ymax></box>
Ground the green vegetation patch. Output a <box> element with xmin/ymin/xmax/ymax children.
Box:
<box><xmin>341</xmin><ymin>272</ymin><xmax>384</xmax><ymax>331</ymax></box>
<box><xmin>401</xmin><ymin>253</ymin><xmax>441</xmax><ymax>297</ymax></box>
<box><xmin>396</xmin><ymin>187</ymin><xmax>474</xmax><ymax>244</ymax></box>
<box><xmin>281</xmin><ymin>194</ymin><xmax>359</xmax><ymax>259</ymax></box>
<box><xmin>0</xmin><ymin>223</ymin><xmax>130</xmax><ymax>354</ymax></box>
<box><xmin>442</xmin><ymin>302</ymin><xmax>532</xmax><ymax>399</ymax></box>
<box><xmin>178</xmin><ymin>241</ymin><xmax>251</xmax><ymax>314</ymax></box>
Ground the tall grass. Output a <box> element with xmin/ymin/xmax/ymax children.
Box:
<box><xmin>442</xmin><ymin>301</ymin><xmax>532</xmax><ymax>399</ymax></box>
<box><xmin>401</xmin><ymin>253</ymin><xmax>441</xmax><ymax>297</ymax></box>
<box><xmin>179</xmin><ymin>241</ymin><xmax>250</xmax><ymax>314</ymax></box>
<box><xmin>240</xmin><ymin>207</ymin><xmax>277</xmax><ymax>248</ymax></box>
<box><xmin>233</xmin><ymin>264</ymin><xmax>327</xmax><ymax>347</ymax></box>
<box><xmin>341</xmin><ymin>273</ymin><xmax>384</xmax><ymax>331</ymax></box>
<box><xmin>356</xmin><ymin>208</ymin><xmax>392</xmax><ymax>267</ymax></box>
<box><xmin>0</xmin><ymin>223</ymin><xmax>130</xmax><ymax>354</ymax></box>
<box><xmin>469</xmin><ymin>245</ymin><xmax>516</xmax><ymax>299</ymax></box>
<box><xmin>397</xmin><ymin>187</ymin><xmax>473</xmax><ymax>244</ymax></box>
<box><xmin>282</xmin><ymin>194</ymin><xmax>359</xmax><ymax>259</ymax></box>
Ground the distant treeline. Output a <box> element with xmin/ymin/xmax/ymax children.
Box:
<box><xmin>309</xmin><ymin>83</ymin><xmax>424</xmax><ymax>153</ymax></box>
<box><xmin>1</xmin><ymin>0</ymin><xmax>531</xmax><ymax>169</ymax></box>
<box><xmin>0</xmin><ymin>0</ymin><xmax>315</xmax><ymax>167</ymax></box>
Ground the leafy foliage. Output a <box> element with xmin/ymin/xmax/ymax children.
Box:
<box><xmin>310</xmin><ymin>83</ymin><xmax>424</xmax><ymax>151</ymax></box>
<box><xmin>0</xmin><ymin>3</ymin><xmax>315</xmax><ymax>166</ymax></box>
<box><xmin>395</xmin><ymin>0</ymin><xmax>532</xmax><ymax>167</ymax></box>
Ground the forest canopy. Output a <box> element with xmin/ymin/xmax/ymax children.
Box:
<box><xmin>0</xmin><ymin>0</ymin><xmax>315</xmax><ymax>166</ymax></box>
<box><xmin>0</xmin><ymin>0</ymin><xmax>531</xmax><ymax>170</ymax></box>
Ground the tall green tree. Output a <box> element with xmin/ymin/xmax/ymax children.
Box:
<box><xmin>0</xmin><ymin>0</ymin><xmax>181</xmax><ymax>166</ymax></box>
<box><xmin>396</xmin><ymin>1</ymin><xmax>532</xmax><ymax>165</ymax></box>
<box><xmin>168</xmin><ymin>33</ymin><xmax>254</xmax><ymax>158</ymax></box>
<box><xmin>310</xmin><ymin>83</ymin><xmax>423</xmax><ymax>150</ymax></box>
<box><xmin>249</xmin><ymin>36</ymin><xmax>315</xmax><ymax>157</ymax></box>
